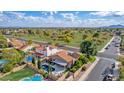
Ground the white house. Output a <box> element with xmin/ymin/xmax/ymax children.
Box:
<box><xmin>35</xmin><ymin>45</ymin><xmax>61</xmax><ymax>57</ymax></box>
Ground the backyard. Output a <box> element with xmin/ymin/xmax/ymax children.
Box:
<box><xmin>0</xmin><ymin>67</ymin><xmax>36</xmax><ymax>81</ymax></box>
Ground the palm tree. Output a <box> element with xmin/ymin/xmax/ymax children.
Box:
<box><xmin>37</xmin><ymin>59</ymin><xmax>41</xmax><ymax>69</ymax></box>
<box><xmin>47</xmin><ymin>59</ymin><xmax>52</xmax><ymax>74</ymax></box>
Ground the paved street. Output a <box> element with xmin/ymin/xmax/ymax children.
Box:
<box><xmin>86</xmin><ymin>36</ymin><xmax>120</xmax><ymax>81</ymax></box>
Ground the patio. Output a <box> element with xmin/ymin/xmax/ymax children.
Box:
<box><xmin>40</xmin><ymin>61</ymin><xmax>66</xmax><ymax>76</ymax></box>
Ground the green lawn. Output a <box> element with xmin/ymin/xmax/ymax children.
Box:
<box><xmin>119</xmin><ymin>66</ymin><xmax>124</xmax><ymax>81</ymax></box>
<box><xmin>16</xmin><ymin>32</ymin><xmax>112</xmax><ymax>51</ymax></box>
<box><xmin>97</xmin><ymin>36</ymin><xmax>112</xmax><ymax>51</ymax></box>
<box><xmin>0</xmin><ymin>67</ymin><xmax>35</xmax><ymax>81</ymax></box>
<box><xmin>16</xmin><ymin>32</ymin><xmax>83</xmax><ymax>47</ymax></box>
<box><xmin>117</xmin><ymin>56</ymin><xmax>124</xmax><ymax>80</ymax></box>
<box><xmin>120</xmin><ymin>35</ymin><xmax>124</xmax><ymax>49</ymax></box>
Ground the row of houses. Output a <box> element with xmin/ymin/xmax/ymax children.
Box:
<box><xmin>8</xmin><ymin>38</ymin><xmax>80</xmax><ymax>76</ymax></box>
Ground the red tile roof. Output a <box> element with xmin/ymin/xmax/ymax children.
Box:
<box><xmin>34</xmin><ymin>52</ymin><xmax>44</xmax><ymax>57</ymax></box>
<box><xmin>36</xmin><ymin>45</ymin><xmax>45</xmax><ymax>51</ymax></box>
<box><xmin>56</xmin><ymin>51</ymin><xmax>74</xmax><ymax>64</ymax></box>
<box><xmin>18</xmin><ymin>45</ymin><xmax>28</xmax><ymax>51</ymax></box>
<box><xmin>36</xmin><ymin>45</ymin><xmax>57</xmax><ymax>51</ymax></box>
<box><xmin>9</xmin><ymin>38</ymin><xmax>25</xmax><ymax>48</ymax></box>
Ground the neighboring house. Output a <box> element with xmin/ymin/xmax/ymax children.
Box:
<box><xmin>4</xmin><ymin>31</ymin><xmax>11</xmax><ymax>35</ymax></box>
<box><xmin>8</xmin><ymin>38</ymin><xmax>33</xmax><ymax>52</ymax></box>
<box><xmin>35</xmin><ymin>45</ymin><xmax>61</xmax><ymax>58</ymax></box>
<box><xmin>18</xmin><ymin>45</ymin><xmax>34</xmax><ymax>52</ymax></box>
<box><xmin>68</xmin><ymin>52</ymin><xmax>80</xmax><ymax>60</ymax></box>
<box><xmin>48</xmin><ymin>50</ymin><xmax>77</xmax><ymax>68</ymax></box>
<box><xmin>9</xmin><ymin>38</ymin><xmax>25</xmax><ymax>49</ymax></box>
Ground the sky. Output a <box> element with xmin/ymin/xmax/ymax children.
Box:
<box><xmin>0</xmin><ymin>11</ymin><xmax>124</xmax><ymax>27</ymax></box>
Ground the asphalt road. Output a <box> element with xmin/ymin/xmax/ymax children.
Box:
<box><xmin>86</xmin><ymin>36</ymin><xmax>120</xmax><ymax>81</ymax></box>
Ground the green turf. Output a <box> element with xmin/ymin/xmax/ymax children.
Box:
<box><xmin>16</xmin><ymin>33</ymin><xmax>83</xmax><ymax>47</ymax></box>
<box><xmin>0</xmin><ymin>67</ymin><xmax>35</xmax><ymax>81</ymax></box>
<box><xmin>16</xmin><ymin>33</ymin><xmax>112</xmax><ymax>51</ymax></box>
<box><xmin>119</xmin><ymin>66</ymin><xmax>124</xmax><ymax>81</ymax></box>
<box><xmin>97</xmin><ymin>36</ymin><xmax>112</xmax><ymax>51</ymax></box>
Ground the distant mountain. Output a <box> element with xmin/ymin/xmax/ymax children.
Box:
<box><xmin>103</xmin><ymin>24</ymin><xmax>124</xmax><ymax>28</ymax></box>
<box><xmin>0</xmin><ymin>24</ymin><xmax>124</xmax><ymax>28</ymax></box>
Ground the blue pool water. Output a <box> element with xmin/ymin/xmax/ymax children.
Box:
<box><xmin>0</xmin><ymin>60</ymin><xmax>9</xmax><ymax>65</ymax></box>
<box><xmin>26</xmin><ymin>56</ymin><xmax>33</xmax><ymax>62</ymax></box>
<box><xmin>41</xmin><ymin>65</ymin><xmax>55</xmax><ymax>72</ymax></box>
<box><xmin>22</xmin><ymin>74</ymin><xmax>43</xmax><ymax>81</ymax></box>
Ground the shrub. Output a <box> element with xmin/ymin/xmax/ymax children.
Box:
<box><xmin>69</xmin><ymin>66</ymin><xmax>77</xmax><ymax>73</ymax></box>
<box><xmin>79</xmin><ymin>54</ymin><xmax>89</xmax><ymax>64</ymax></box>
<box><xmin>118</xmin><ymin>56</ymin><xmax>124</xmax><ymax>66</ymax></box>
<box><xmin>43</xmin><ymin>73</ymin><xmax>48</xmax><ymax>78</ymax></box>
<box><xmin>3</xmin><ymin>62</ymin><xmax>13</xmax><ymax>73</ymax></box>
<box><xmin>89</xmin><ymin>56</ymin><xmax>96</xmax><ymax>63</ymax></box>
<box><xmin>82</xmin><ymin>66</ymin><xmax>86</xmax><ymax>71</ymax></box>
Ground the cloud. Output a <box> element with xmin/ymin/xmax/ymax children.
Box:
<box><xmin>60</xmin><ymin>13</ymin><xmax>78</xmax><ymax>22</ymax></box>
<box><xmin>0</xmin><ymin>11</ymin><xmax>3</xmax><ymax>14</ymax></box>
<box><xmin>0</xmin><ymin>11</ymin><xmax>123</xmax><ymax>27</ymax></box>
<box><xmin>41</xmin><ymin>11</ymin><xmax>58</xmax><ymax>16</ymax></box>
<box><xmin>90</xmin><ymin>11</ymin><xmax>124</xmax><ymax>17</ymax></box>
<box><xmin>81</xmin><ymin>18</ymin><xmax>117</xmax><ymax>27</ymax></box>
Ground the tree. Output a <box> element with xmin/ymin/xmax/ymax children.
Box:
<box><xmin>80</xmin><ymin>40</ymin><xmax>97</xmax><ymax>57</ymax></box>
<box><xmin>37</xmin><ymin>59</ymin><xmax>41</xmax><ymax>69</ymax></box>
<box><xmin>82</xmin><ymin>34</ymin><xmax>88</xmax><ymax>40</ymax></box>
<box><xmin>65</xmin><ymin>36</ymin><xmax>72</xmax><ymax>43</ymax></box>
<box><xmin>93</xmin><ymin>32</ymin><xmax>99</xmax><ymax>38</ymax></box>
<box><xmin>32</xmin><ymin>57</ymin><xmax>35</xmax><ymax>65</ymax></box>
<box><xmin>27</xmin><ymin>40</ymin><xmax>32</xmax><ymax>45</ymax></box>
<box><xmin>3</xmin><ymin>62</ymin><xmax>13</xmax><ymax>73</ymax></box>
<box><xmin>2</xmin><ymin>49</ymin><xmax>23</xmax><ymax>63</ymax></box>
<box><xmin>0</xmin><ymin>35</ymin><xmax>8</xmax><ymax>48</ymax></box>
<box><xmin>79</xmin><ymin>54</ymin><xmax>89</xmax><ymax>64</ymax></box>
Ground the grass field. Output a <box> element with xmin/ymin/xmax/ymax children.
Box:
<box><xmin>16</xmin><ymin>32</ymin><xmax>83</xmax><ymax>47</ymax></box>
<box><xmin>117</xmin><ymin>56</ymin><xmax>124</xmax><ymax>80</ymax></box>
<box><xmin>120</xmin><ymin>35</ymin><xmax>124</xmax><ymax>49</ymax></box>
<box><xmin>97</xmin><ymin>36</ymin><xmax>112</xmax><ymax>51</ymax></box>
<box><xmin>0</xmin><ymin>67</ymin><xmax>35</xmax><ymax>81</ymax></box>
<box><xmin>119</xmin><ymin>66</ymin><xmax>124</xmax><ymax>81</ymax></box>
<box><xmin>16</xmin><ymin>31</ymin><xmax>112</xmax><ymax>51</ymax></box>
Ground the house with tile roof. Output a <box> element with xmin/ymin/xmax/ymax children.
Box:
<box><xmin>34</xmin><ymin>44</ymin><xmax>61</xmax><ymax>58</ymax></box>
<box><xmin>9</xmin><ymin>38</ymin><xmax>25</xmax><ymax>49</ymax></box>
<box><xmin>9</xmin><ymin>38</ymin><xmax>33</xmax><ymax>52</ymax></box>
<box><xmin>48</xmin><ymin>50</ymin><xmax>78</xmax><ymax>68</ymax></box>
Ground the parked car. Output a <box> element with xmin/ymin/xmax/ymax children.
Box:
<box><xmin>103</xmin><ymin>74</ymin><xmax>113</xmax><ymax>81</ymax></box>
<box><xmin>115</xmin><ymin>44</ymin><xmax>119</xmax><ymax>47</ymax></box>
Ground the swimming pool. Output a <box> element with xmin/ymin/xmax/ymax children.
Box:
<box><xmin>26</xmin><ymin>56</ymin><xmax>33</xmax><ymax>62</ymax></box>
<box><xmin>22</xmin><ymin>74</ymin><xmax>43</xmax><ymax>81</ymax></box>
<box><xmin>41</xmin><ymin>64</ymin><xmax>55</xmax><ymax>72</ymax></box>
<box><xmin>0</xmin><ymin>60</ymin><xmax>9</xmax><ymax>65</ymax></box>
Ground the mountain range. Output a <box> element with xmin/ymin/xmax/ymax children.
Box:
<box><xmin>103</xmin><ymin>24</ymin><xmax>124</xmax><ymax>28</ymax></box>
